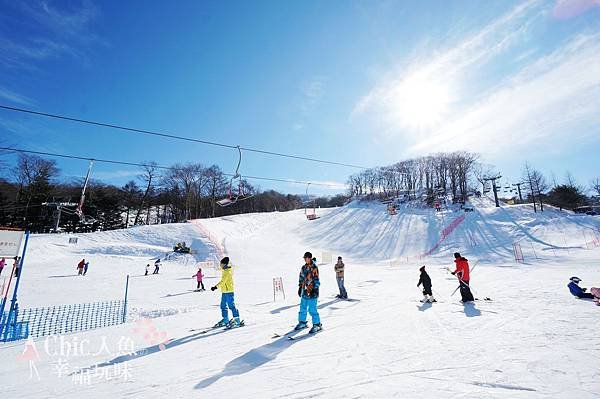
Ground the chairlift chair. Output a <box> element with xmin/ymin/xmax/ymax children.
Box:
<box><xmin>305</xmin><ymin>183</ymin><xmax>319</xmax><ymax>220</ymax></box>
<box><xmin>217</xmin><ymin>147</ymin><xmax>254</xmax><ymax>207</ymax></box>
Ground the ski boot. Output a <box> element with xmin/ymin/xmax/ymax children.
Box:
<box><xmin>420</xmin><ymin>296</ymin><xmax>429</xmax><ymax>303</ymax></box>
<box><xmin>225</xmin><ymin>317</ymin><xmax>243</xmax><ymax>329</ymax></box>
<box><xmin>428</xmin><ymin>296</ymin><xmax>437</xmax><ymax>303</ymax></box>
<box><xmin>309</xmin><ymin>323</ymin><xmax>322</xmax><ymax>334</ymax></box>
<box><xmin>213</xmin><ymin>319</ymin><xmax>228</xmax><ymax>328</ymax></box>
<box><xmin>294</xmin><ymin>321</ymin><xmax>308</xmax><ymax>331</ymax></box>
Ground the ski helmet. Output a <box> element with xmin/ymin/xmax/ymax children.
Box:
<box><xmin>569</xmin><ymin>276</ymin><xmax>581</xmax><ymax>283</ymax></box>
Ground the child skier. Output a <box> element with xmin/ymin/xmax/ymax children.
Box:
<box><xmin>568</xmin><ymin>277</ymin><xmax>595</xmax><ymax>299</ymax></box>
<box><xmin>83</xmin><ymin>261</ymin><xmax>89</xmax><ymax>276</ymax></box>
<box><xmin>334</xmin><ymin>256</ymin><xmax>347</xmax><ymax>299</ymax></box>
<box><xmin>451</xmin><ymin>252</ymin><xmax>474</xmax><ymax>303</ymax></box>
<box><xmin>153</xmin><ymin>259</ymin><xmax>161</xmax><ymax>274</ymax></box>
<box><xmin>145</xmin><ymin>264</ymin><xmax>150</xmax><ymax>276</ymax></box>
<box><xmin>210</xmin><ymin>257</ymin><xmax>242</xmax><ymax>328</ymax></box>
<box><xmin>192</xmin><ymin>267</ymin><xmax>205</xmax><ymax>291</ymax></box>
<box><xmin>295</xmin><ymin>252</ymin><xmax>322</xmax><ymax>333</ymax></box>
<box><xmin>417</xmin><ymin>265</ymin><xmax>436</xmax><ymax>303</ymax></box>
<box><xmin>77</xmin><ymin>259</ymin><xmax>85</xmax><ymax>276</ymax></box>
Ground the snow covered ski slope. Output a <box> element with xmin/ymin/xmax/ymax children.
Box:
<box><xmin>1</xmin><ymin>200</ymin><xmax>599</xmax><ymax>398</ymax></box>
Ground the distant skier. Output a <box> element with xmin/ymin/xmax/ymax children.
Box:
<box><xmin>153</xmin><ymin>259</ymin><xmax>161</xmax><ymax>274</ymax></box>
<box><xmin>83</xmin><ymin>261</ymin><xmax>90</xmax><ymax>276</ymax></box>
<box><xmin>145</xmin><ymin>264</ymin><xmax>150</xmax><ymax>276</ymax></box>
<box><xmin>567</xmin><ymin>277</ymin><xmax>595</xmax><ymax>299</ymax></box>
<box><xmin>417</xmin><ymin>265</ymin><xmax>436</xmax><ymax>303</ymax></box>
<box><xmin>211</xmin><ymin>257</ymin><xmax>242</xmax><ymax>328</ymax></box>
<box><xmin>334</xmin><ymin>256</ymin><xmax>348</xmax><ymax>299</ymax></box>
<box><xmin>193</xmin><ymin>267</ymin><xmax>205</xmax><ymax>291</ymax></box>
<box><xmin>14</xmin><ymin>256</ymin><xmax>21</xmax><ymax>277</ymax></box>
<box><xmin>295</xmin><ymin>252</ymin><xmax>322</xmax><ymax>333</ymax></box>
<box><xmin>451</xmin><ymin>252</ymin><xmax>474</xmax><ymax>303</ymax></box>
<box><xmin>0</xmin><ymin>257</ymin><xmax>5</xmax><ymax>276</ymax></box>
<box><xmin>77</xmin><ymin>259</ymin><xmax>85</xmax><ymax>276</ymax></box>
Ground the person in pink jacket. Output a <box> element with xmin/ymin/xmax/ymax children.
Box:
<box><xmin>192</xmin><ymin>267</ymin><xmax>205</xmax><ymax>291</ymax></box>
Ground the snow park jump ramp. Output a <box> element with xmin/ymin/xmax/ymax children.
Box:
<box><xmin>1</xmin><ymin>201</ymin><xmax>600</xmax><ymax>398</ymax></box>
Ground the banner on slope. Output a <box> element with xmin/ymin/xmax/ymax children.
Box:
<box><xmin>0</xmin><ymin>228</ymin><xmax>25</xmax><ymax>257</ymax></box>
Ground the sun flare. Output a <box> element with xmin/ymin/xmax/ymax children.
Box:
<box><xmin>388</xmin><ymin>74</ymin><xmax>451</xmax><ymax>130</ymax></box>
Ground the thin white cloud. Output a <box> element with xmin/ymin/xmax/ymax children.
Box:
<box><xmin>407</xmin><ymin>32</ymin><xmax>600</xmax><ymax>157</ymax></box>
<box><xmin>353</xmin><ymin>0</ymin><xmax>544</xmax><ymax>132</ymax></box>
<box><xmin>552</xmin><ymin>0</ymin><xmax>600</xmax><ymax>19</ymax></box>
<box><xmin>352</xmin><ymin>0</ymin><xmax>599</xmax><ymax>165</ymax></box>
<box><xmin>0</xmin><ymin>87</ymin><xmax>33</xmax><ymax>105</ymax></box>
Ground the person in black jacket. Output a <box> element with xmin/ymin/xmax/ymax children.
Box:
<box><xmin>417</xmin><ymin>266</ymin><xmax>436</xmax><ymax>303</ymax></box>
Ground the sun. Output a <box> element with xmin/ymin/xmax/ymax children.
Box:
<box><xmin>388</xmin><ymin>73</ymin><xmax>451</xmax><ymax>130</ymax></box>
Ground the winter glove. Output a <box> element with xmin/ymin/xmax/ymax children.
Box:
<box><xmin>211</xmin><ymin>286</ymin><xmax>217</xmax><ymax>291</ymax></box>
<box><xmin>298</xmin><ymin>286</ymin><xmax>302</xmax><ymax>297</ymax></box>
<box><xmin>313</xmin><ymin>288</ymin><xmax>319</xmax><ymax>297</ymax></box>
<box><xmin>582</xmin><ymin>288</ymin><xmax>587</xmax><ymax>292</ymax></box>
<box><xmin>451</xmin><ymin>271</ymin><xmax>456</xmax><ymax>275</ymax></box>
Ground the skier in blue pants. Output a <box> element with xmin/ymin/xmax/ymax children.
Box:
<box><xmin>295</xmin><ymin>252</ymin><xmax>322</xmax><ymax>334</ymax></box>
<box><xmin>211</xmin><ymin>257</ymin><xmax>241</xmax><ymax>328</ymax></box>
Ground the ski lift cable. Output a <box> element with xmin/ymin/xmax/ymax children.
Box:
<box><xmin>0</xmin><ymin>104</ymin><xmax>367</xmax><ymax>170</ymax></box>
<box><xmin>0</xmin><ymin>146</ymin><xmax>347</xmax><ymax>189</ymax></box>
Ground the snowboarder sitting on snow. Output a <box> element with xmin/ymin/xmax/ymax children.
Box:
<box><xmin>193</xmin><ymin>267</ymin><xmax>205</xmax><ymax>291</ymax></box>
<box><xmin>77</xmin><ymin>259</ymin><xmax>85</xmax><ymax>276</ymax></box>
<box><xmin>211</xmin><ymin>257</ymin><xmax>241</xmax><ymax>328</ymax></box>
<box><xmin>417</xmin><ymin>265</ymin><xmax>436</xmax><ymax>303</ymax></box>
<box><xmin>451</xmin><ymin>252</ymin><xmax>474</xmax><ymax>303</ymax></box>
<box><xmin>153</xmin><ymin>259</ymin><xmax>161</xmax><ymax>274</ymax></box>
<box><xmin>334</xmin><ymin>256</ymin><xmax>348</xmax><ymax>299</ymax></box>
<box><xmin>568</xmin><ymin>277</ymin><xmax>597</xmax><ymax>299</ymax></box>
<box><xmin>295</xmin><ymin>252</ymin><xmax>322</xmax><ymax>334</ymax></box>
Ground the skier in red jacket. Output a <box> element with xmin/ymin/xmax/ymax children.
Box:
<box><xmin>452</xmin><ymin>252</ymin><xmax>474</xmax><ymax>303</ymax></box>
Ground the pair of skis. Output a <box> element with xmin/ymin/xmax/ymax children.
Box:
<box><xmin>272</xmin><ymin>325</ymin><xmax>322</xmax><ymax>340</ymax></box>
<box><xmin>190</xmin><ymin>319</ymin><xmax>245</xmax><ymax>334</ymax></box>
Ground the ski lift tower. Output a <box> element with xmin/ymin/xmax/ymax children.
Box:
<box><xmin>512</xmin><ymin>182</ymin><xmax>525</xmax><ymax>202</ymax></box>
<box><xmin>483</xmin><ymin>174</ymin><xmax>502</xmax><ymax>207</ymax></box>
<box><xmin>42</xmin><ymin>201</ymin><xmax>78</xmax><ymax>232</ymax></box>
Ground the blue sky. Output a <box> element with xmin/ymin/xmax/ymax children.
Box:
<box><xmin>0</xmin><ymin>0</ymin><xmax>599</xmax><ymax>195</ymax></box>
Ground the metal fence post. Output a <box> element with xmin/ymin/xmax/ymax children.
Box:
<box><xmin>123</xmin><ymin>275</ymin><xmax>129</xmax><ymax>323</ymax></box>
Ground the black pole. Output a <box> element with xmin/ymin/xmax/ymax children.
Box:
<box><xmin>492</xmin><ymin>179</ymin><xmax>500</xmax><ymax>207</ymax></box>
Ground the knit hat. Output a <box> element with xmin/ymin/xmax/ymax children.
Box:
<box><xmin>303</xmin><ymin>252</ymin><xmax>312</xmax><ymax>259</ymax></box>
<box><xmin>420</xmin><ymin>265</ymin><xmax>426</xmax><ymax>272</ymax></box>
<box><xmin>221</xmin><ymin>257</ymin><xmax>230</xmax><ymax>266</ymax></box>
<box><xmin>570</xmin><ymin>276</ymin><xmax>581</xmax><ymax>283</ymax></box>
<box><xmin>454</xmin><ymin>252</ymin><xmax>461</xmax><ymax>259</ymax></box>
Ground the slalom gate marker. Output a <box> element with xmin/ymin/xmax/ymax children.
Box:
<box><xmin>273</xmin><ymin>277</ymin><xmax>285</xmax><ymax>302</ymax></box>
<box><xmin>321</xmin><ymin>251</ymin><xmax>332</xmax><ymax>265</ymax></box>
<box><xmin>513</xmin><ymin>242</ymin><xmax>524</xmax><ymax>263</ymax></box>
